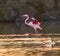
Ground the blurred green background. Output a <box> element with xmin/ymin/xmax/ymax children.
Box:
<box><xmin>0</xmin><ymin>0</ymin><xmax>60</xmax><ymax>20</ymax></box>
<box><xmin>0</xmin><ymin>0</ymin><xmax>60</xmax><ymax>34</ymax></box>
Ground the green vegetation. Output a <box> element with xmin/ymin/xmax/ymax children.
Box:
<box><xmin>0</xmin><ymin>0</ymin><xmax>59</xmax><ymax>21</ymax></box>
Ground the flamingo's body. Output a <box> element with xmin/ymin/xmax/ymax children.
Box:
<box><xmin>23</xmin><ymin>14</ymin><xmax>42</xmax><ymax>33</ymax></box>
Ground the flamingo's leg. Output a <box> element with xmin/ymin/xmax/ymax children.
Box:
<box><xmin>34</xmin><ymin>28</ymin><xmax>39</xmax><ymax>34</ymax></box>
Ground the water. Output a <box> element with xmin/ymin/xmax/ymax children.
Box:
<box><xmin>0</xmin><ymin>21</ymin><xmax>60</xmax><ymax>56</ymax></box>
<box><xmin>0</xmin><ymin>37</ymin><xmax>60</xmax><ymax>56</ymax></box>
<box><xmin>0</xmin><ymin>48</ymin><xmax>60</xmax><ymax>56</ymax></box>
<box><xmin>0</xmin><ymin>21</ymin><xmax>60</xmax><ymax>34</ymax></box>
<box><xmin>41</xmin><ymin>21</ymin><xmax>60</xmax><ymax>33</ymax></box>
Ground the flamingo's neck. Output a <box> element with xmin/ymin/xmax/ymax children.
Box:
<box><xmin>25</xmin><ymin>16</ymin><xmax>29</xmax><ymax>25</ymax></box>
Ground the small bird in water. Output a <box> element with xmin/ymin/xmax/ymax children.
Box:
<box><xmin>23</xmin><ymin>14</ymin><xmax>42</xmax><ymax>34</ymax></box>
<box><xmin>43</xmin><ymin>39</ymin><xmax>55</xmax><ymax>48</ymax></box>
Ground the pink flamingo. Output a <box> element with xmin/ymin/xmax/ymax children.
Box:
<box><xmin>23</xmin><ymin>14</ymin><xmax>42</xmax><ymax>34</ymax></box>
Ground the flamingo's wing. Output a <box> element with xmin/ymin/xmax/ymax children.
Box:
<box><xmin>31</xmin><ymin>18</ymin><xmax>40</xmax><ymax>25</ymax></box>
<box><xmin>32</xmin><ymin>21</ymin><xmax>40</xmax><ymax>25</ymax></box>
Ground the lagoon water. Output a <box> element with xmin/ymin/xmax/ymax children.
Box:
<box><xmin>0</xmin><ymin>21</ymin><xmax>60</xmax><ymax>34</ymax></box>
<box><xmin>0</xmin><ymin>21</ymin><xmax>60</xmax><ymax>56</ymax></box>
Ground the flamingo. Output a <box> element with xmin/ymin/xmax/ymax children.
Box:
<box><xmin>23</xmin><ymin>14</ymin><xmax>42</xmax><ymax>34</ymax></box>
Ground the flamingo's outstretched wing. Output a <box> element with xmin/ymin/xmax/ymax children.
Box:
<box><xmin>31</xmin><ymin>18</ymin><xmax>40</xmax><ymax>25</ymax></box>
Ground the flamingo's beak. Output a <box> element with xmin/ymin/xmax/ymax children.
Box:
<box><xmin>22</xmin><ymin>14</ymin><xmax>28</xmax><ymax>17</ymax></box>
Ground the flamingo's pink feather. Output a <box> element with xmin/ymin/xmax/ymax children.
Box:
<box><xmin>32</xmin><ymin>21</ymin><xmax>40</xmax><ymax>25</ymax></box>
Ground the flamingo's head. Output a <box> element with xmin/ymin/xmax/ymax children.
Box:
<box><xmin>31</xmin><ymin>18</ymin><xmax>36</xmax><ymax>20</ymax></box>
<box><xmin>23</xmin><ymin>14</ymin><xmax>29</xmax><ymax>17</ymax></box>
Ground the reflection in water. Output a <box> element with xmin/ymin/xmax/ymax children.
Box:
<box><xmin>0</xmin><ymin>48</ymin><xmax>60</xmax><ymax>56</ymax></box>
<box><xmin>44</xmin><ymin>50</ymin><xmax>60</xmax><ymax>56</ymax></box>
<box><xmin>0</xmin><ymin>20</ymin><xmax>60</xmax><ymax>56</ymax></box>
<box><xmin>0</xmin><ymin>21</ymin><xmax>60</xmax><ymax>34</ymax></box>
<box><xmin>44</xmin><ymin>51</ymin><xmax>52</xmax><ymax>56</ymax></box>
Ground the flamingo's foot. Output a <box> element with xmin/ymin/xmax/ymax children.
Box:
<box><xmin>26</xmin><ymin>32</ymin><xmax>32</xmax><ymax>34</ymax></box>
<box><xmin>35</xmin><ymin>31</ymin><xmax>39</xmax><ymax>34</ymax></box>
<box><xmin>26</xmin><ymin>32</ymin><xmax>42</xmax><ymax>37</ymax></box>
<box><xmin>32</xmin><ymin>33</ymin><xmax>42</xmax><ymax>37</ymax></box>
